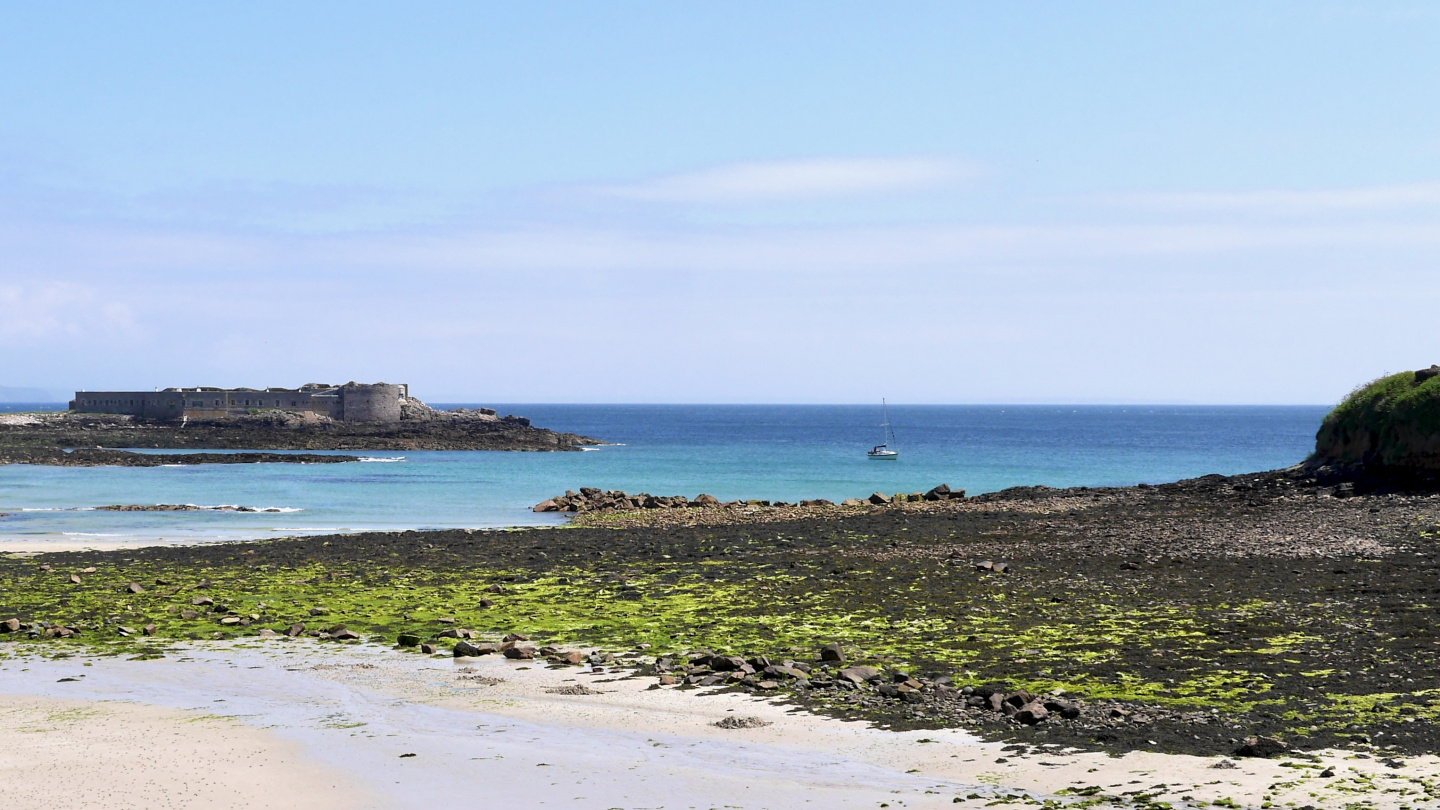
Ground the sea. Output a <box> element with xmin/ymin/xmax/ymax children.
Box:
<box><xmin>0</xmin><ymin>403</ymin><xmax>1330</xmax><ymax>548</ymax></box>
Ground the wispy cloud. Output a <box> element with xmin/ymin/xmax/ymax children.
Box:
<box><xmin>594</xmin><ymin>157</ymin><xmax>978</xmax><ymax>203</ymax></box>
<box><xmin>1099</xmin><ymin>182</ymin><xmax>1440</xmax><ymax>214</ymax></box>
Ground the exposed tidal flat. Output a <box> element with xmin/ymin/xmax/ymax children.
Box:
<box><xmin>6</xmin><ymin>400</ymin><xmax>1440</xmax><ymax>807</ymax></box>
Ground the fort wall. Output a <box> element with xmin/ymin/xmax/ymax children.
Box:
<box><xmin>70</xmin><ymin>382</ymin><xmax>407</xmax><ymax>423</ymax></box>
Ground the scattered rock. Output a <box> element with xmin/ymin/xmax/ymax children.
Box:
<box><xmin>453</xmin><ymin>640</ymin><xmax>493</xmax><ymax>657</ymax></box>
<box><xmin>713</xmin><ymin>716</ymin><xmax>772</xmax><ymax>729</ymax></box>
<box><xmin>397</xmin><ymin>632</ymin><xmax>421</xmax><ymax>647</ymax></box>
<box><xmin>1235</xmin><ymin>736</ymin><xmax>1288</xmax><ymax>758</ymax></box>
<box><xmin>125</xmin><ymin>582</ymin><xmax>145</xmax><ymax>594</ymax></box>
<box><xmin>818</xmin><ymin>643</ymin><xmax>846</xmax><ymax>663</ymax></box>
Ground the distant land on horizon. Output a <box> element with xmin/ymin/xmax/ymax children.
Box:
<box><xmin>0</xmin><ymin>386</ymin><xmax>60</xmax><ymax>403</ymax></box>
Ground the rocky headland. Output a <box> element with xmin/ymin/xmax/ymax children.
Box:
<box><xmin>0</xmin><ymin>401</ymin><xmax>601</xmax><ymax>465</ymax></box>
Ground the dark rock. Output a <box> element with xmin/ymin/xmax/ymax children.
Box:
<box><xmin>693</xmin><ymin>493</ymin><xmax>721</xmax><ymax>507</ymax></box>
<box><xmin>143</xmin><ymin>623</ymin><xmax>157</xmax><ymax>636</ymax></box>
<box><xmin>818</xmin><ymin>643</ymin><xmax>846</xmax><ymax>663</ymax></box>
<box><xmin>987</xmin><ymin>693</ymin><xmax>1006</xmax><ymax>712</ymax></box>
<box><xmin>308</xmin><ymin>607</ymin><xmax>327</xmax><ymax>616</ymax></box>
<box><xmin>397</xmin><ymin>633</ymin><xmax>421</xmax><ymax>647</ymax></box>
<box><xmin>180</xmin><ymin>609</ymin><xmax>199</xmax><ymax>620</ymax></box>
<box><xmin>503</xmin><ymin>645</ymin><xmax>537</xmax><ymax>660</ymax></box>
<box><xmin>868</xmin><ymin>493</ymin><xmax>891</xmax><ymax>505</ymax></box>
<box><xmin>126</xmin><ymin>582</ymin><xmax>145</xmax><ymax>594</ymax></box>
<box><xmin>479</xmin><ymin>598</ymin><xmax>495</xmax><ymax>609</ymax></box>
<box><xmin>1236</xmin><ymin>736</ymin><xmax>1288</xmax><ymax>758</ymax></box>
<box><xmin>1015</xmin><ymin>701</ymin><xmax>1049</xmax><ymax>725</ymax></box>
<box><xmin>286</xmin><ymin>622</ymin><xmax>305</xmax><ymax>637</ymax></box>
<box><xmin>503</xmin><ymin>632</ymin><xmax>529</xmax><ymax>642</ymax></box>
<box><xmin>454</xmin><ymin>640</ymin><xmax>491</xmax><ymax>657</ymax></box>
<box><xmin>420</xmin><ymin>643</ymin><xmax>439</xmax><ymax>654</ymax></box>
<box><xmin>1043</xmin><ymin>699</ymin><xmax>1081</xmax><ymax>719</ymax></box>
<box><xmin>2</xmin><ymin>618</ymin><xmax>20</xmax><ymax>633</ymax></box>
<box><xmin>710</xmin><ymin>655</ymin><xmax>747</xmax><ymax>671</ymax></box>
<box><xmin>558</xmin><ymin>650</ymin><xmax>586</xmax><ymax>665</ymax></box>
<box><xmin>924</xmin><ymin>484</ymin><xmax>952</xmax><ymax>501</ymax></box>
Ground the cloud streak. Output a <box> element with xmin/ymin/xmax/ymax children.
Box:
<box><xmin>594</xmin><ymin>157</ymin><xmax>977</xmax><ymax>203</ymax></box>
<box><xmin>1098</xmin><ymin>182</ymin><xmax>1440</xmax><ymax>214</ymax></box>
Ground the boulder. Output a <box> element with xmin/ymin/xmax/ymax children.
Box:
<box><xmin>453</xmin><ymin>640</ymin><xmax>492</xmax><ymax>657</ymax></box>
<box><xmin>2</xmin><ymin>618</ymin><xmax>20</xmax><ymax>633</ymax></box>
<box><xmin>503</xmin><ymin>632</ymin><xmax>529</xmax><ymax>642</ymax></box>
<box><xmin>1043</xmin><ymin>698</ymin><xmax>1081</xmax><ymax>719</ymax></box>
<box><xmin>532</xmin><ymin>499</ymin><xmax>561</xmax><ymax>513</ymax></box>
<box><xmin>286</xmin><ymin>623</ymin><xmax>305</xmax><ymax>637</ymax></box>
<box><xmin>181</xmin><ymin>609</ymin><xmax>199</xmax><ymax>620</ymax></box>
<box><xmin>837</xmin><ymin>665</ymin><xmax>880</xmax><ymax>684</ymax></box>
<box><xmin>1236</xmin><ymin>736</ymin><xmax>1288</xmax><ymax>758</ymax></box>
<box><xmin>1015</xmin><ymin>701</ymin><xmax>1049</xmax><ymax>725</ymax></box>
<box><xmin>503</xmin><ymin>645</ymin><xmax>537</xmax><ymax>660</ymax></box>
<box><xmin>558</xmin><ymin>650</ymin><xmax>586</xmax><ymax>665</ymax></box>
<box><xmin>709</xmin><ymin>655</ymin><xmax>747</xmax><ymax>671</ymax></box>
<box><xmin>397</xmin><ymin>633</ymin><xmax>421</xmax><ymax>647</ymax></box>
<box><xmin>818</xmin><ymin>643</ymin><xmax>846</xmax><ymax>663</ymax></box>
<box><xmin>420</xmin><ymin>643</ymin><xmax>439</xmax><ymax>654</ymax></box>
<box><xmin>142</xmin><ymin>623</ymin><xmax>157</xmax><ymax>636</ymax></box>
<box><xmin>842</xmin><ymin>498</ymin><xmax>864</xmax><ymax>507</ymax></box>
<box><xmin>924</xmin><ymin>484</ymin><xmax>952</xmax><ymax>501</ymax></box>
<box><xmin>257</xmin><ymin>628</ymin><xmax>279</xmax><ymax>638</ymax></box>
<box><xmin>126</xmin><ymin>582</ymin><xmax>145</xmax><ymax>594</ymax></box>
<box><xmin>868</xmin><ymin>493</ymin><xmax>891</xmax><ymax>505</ymax></box>
<box><xmin>693</xmin><ymin>494</ymin><xmax>721</xmax><ymax>507</ymax></box>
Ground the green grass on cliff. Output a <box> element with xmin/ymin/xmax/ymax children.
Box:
<box><xmin>1316</xmin><ymin>369</ymin><xmax>1440</xmax><ymax>467</ymax></box>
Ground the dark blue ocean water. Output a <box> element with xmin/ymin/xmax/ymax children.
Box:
<box><xmin>0</xmin><ymin>404</ymin><xmax>1328</xmax><ymax>548</ymax></box>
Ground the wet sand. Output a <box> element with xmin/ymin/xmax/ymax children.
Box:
<box><xmin>3</xmin><ymin>640</ymin><xmax>1435</xmax><ymax>809</ymax></box>
<box><xmin>0</xmin><ymin>692</ymin><xmax>362</xmax><ymax>810</ymax></box>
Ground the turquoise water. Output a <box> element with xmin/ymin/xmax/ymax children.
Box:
<box><xmin>0</xmin><ymin>404</ymin><xmax>1329</xmax><ymax>547</ymax></box>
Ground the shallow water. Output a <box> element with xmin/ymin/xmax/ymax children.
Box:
<box><xmin>0</xmin><ymin>404</ymin><xmax>1327</xmax><ymax>547</ymax></box>
<box><xmin>0</xmin><ymin>644</ymin><xmax>987</xmax><ymax>808</ymax></box>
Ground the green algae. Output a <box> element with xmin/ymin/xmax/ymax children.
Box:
<box><xmin>3</xmin><ymin>522</ymin><xmax>1439</xmax><ymax>757</ymax></box>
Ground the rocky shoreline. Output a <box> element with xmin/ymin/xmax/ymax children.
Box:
<box><xmin>6</xmin><ymin>462</ymin><xmax>1440</xmax><ymax>759</ymax></box>
<box><xmin>0</xmin><ymin>408</ymin><xmax>602</xmax><ymax>462</ymax></box>
<box><xmin>0</xmin><ymin>446</ymin><xmax>361</xmax><ymax>467</ymax></box>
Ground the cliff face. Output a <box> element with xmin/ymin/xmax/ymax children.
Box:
<box><xmin>1314</xmin><ymin>366</ymin><xmax>1440</xmax><ymax>473</ymax></box>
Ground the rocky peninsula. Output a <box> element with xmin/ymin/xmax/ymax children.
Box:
<box><xmin>0</xmin><ymin>400</ymin><xmax>601</xmax><ymax>466</ymax></box>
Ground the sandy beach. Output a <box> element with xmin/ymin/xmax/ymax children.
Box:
<box><xmin>4</xmin><ymin>640</ymin><xmax>1436</xmax><ymax>809</ymax></box>
<box><xmin>0</xmin><ymin>691</ymin><xmax>362</xmax><ymax>810</ymax></box>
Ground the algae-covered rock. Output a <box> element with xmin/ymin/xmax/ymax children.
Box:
<box><xmin>1315</xmin><ymin>366</ymin><xmax>1440</xmax><ymax>472</ymax></box>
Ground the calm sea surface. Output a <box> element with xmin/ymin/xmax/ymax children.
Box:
<box><xmin>0</xmin><ymin>403</ymin><xmax>1329</xmax><ymax>547</ymax></box>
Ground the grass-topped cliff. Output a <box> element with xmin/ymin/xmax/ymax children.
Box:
<box><xmin>1314</xmin><ymin>365</ymin><xmax>1440</xmax><ymax>474</ymax></box>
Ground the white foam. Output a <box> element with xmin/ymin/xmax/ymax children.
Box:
<box><xmin>357</xmin><ymin>456</ymin><xmax>406</xmax><ymax>463</ymax></box>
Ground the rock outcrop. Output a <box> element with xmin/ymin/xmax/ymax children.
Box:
<box><xmin>1312</xmin><ymin>366</ymin><xmax>1440</xmax><ymax>484</ymax></box>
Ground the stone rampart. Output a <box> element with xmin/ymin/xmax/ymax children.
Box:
<box><xmin>70</xmin><ymin>383</ymin><xmax>406</xmax><ymax>423</ymax></box>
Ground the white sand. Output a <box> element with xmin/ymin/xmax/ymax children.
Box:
<box><xmin>0</xmin><ymin>693</ymin><xmax>365</xmax><ymax>810</ymax></box>
<box><xmin>3</xmin><ymin>641</ymin><xmax>1437</xmax><ymax>809</ymax></box>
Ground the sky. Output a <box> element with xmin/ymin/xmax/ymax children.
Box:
<box><xmin>1</xmin><ymin>2</ymin><xmax>1438</xmax><ymax>404</ymax></box>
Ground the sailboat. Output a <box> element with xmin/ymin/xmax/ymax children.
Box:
<box><xmin>867</xmin><ymin>399</ymin><xmax>899</xmax><ymax>459</ymax></box>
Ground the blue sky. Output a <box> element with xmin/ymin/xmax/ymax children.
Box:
<box><xmin>2</xmin><ymin>2</ymin><xmax>1438</xmax><ymax>403</ymax></box>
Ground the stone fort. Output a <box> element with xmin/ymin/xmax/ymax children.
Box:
<box><xmin>70</xmin><ymin>382</ymin><xmax>409</xmax><ymax>423</ymax></box>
